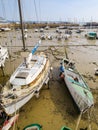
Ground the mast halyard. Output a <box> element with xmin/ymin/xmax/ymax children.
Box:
<box><xmin>18</xmin><ymin>0</ymin><xmax>27</xmax><ymax>51</ymax></box>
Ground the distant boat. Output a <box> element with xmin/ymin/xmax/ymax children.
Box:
<box><xmin>60</xmin><ymin>58</ymin><xmax>94</xmax><ymax>113</ymax></box>
<box><xmin>61</xmin><ymin>126</ymin><xmax>72</xmax><ymax>130</ymax></box>
<box><xmin>56</xmin><ymin>35</ymin><xmax>62</xmax><ymax>41</ymax></box>
<box><xmin>45</xmin><ymin>26</ymin><xmax>49</xmax><ymax>30</ymax></box>
<box><xmin>0</xmin><ymin>110</ymin><xmax>19</xmax><ymax>130</ymax></box>
<box><xmin>63</xmin><ymin>34</ymin><xmax>71</xmax><ymax>40</ymax></box>
<box><xmin>0</xmin><ymin>45</ymin><xmax>9</xmax><ymax>67</ymax></box>
<box><xmin>23</xmin><ymin>123</ymin><xmax>42</xmax><ymax>130</ymax></box>
<box><xmin>40</xmin><ymin>34</ymin><xmax>46</xmax><ymax>40</ymax></box>
<box><xmin>65</xmin><ymin>30</ymin><xmax>72</xmax><ymax>35</ymax></box>
<box><xmin>24</xmin><ymin>33</ymin><xmax>27</xmax><ymax>39</ymax></box>
<box><xmin>56</xmin><ymin>28</ymin><xmax>59</xmax><ymax>33</ymax></box>
<box><xmin>24</xmin><ymin>29</ymin><xmax>28</xmax><ymax>32</ymax></box>
<box><xmin>47</xmin><ymin>35</ymin><xmax>53</xmax><ymax>40</ymax></box>
<box><xmin>94</xmin><ymin>68</ymin><xmax>98</xmax><ymax>75</ymax></box>
<box><xmin>40</xmin><ymin>28</ymin><xmax>44</xmax><ymax>32</ymax></box>
<box><xmin>86</xmin><ymin>32</ymin><xmax>97</xmax><ymax>39</ymax></box>
<box><xmin>0</xmin><ymin>27</ymin><xmax>11</xmax><ymax>32</ymax></box>
<box><xmin>56</xmin><ymin>28</ymin><xmax>62</xmax><ymax>33</ymax></box>
<box><xmin>35</xmin><ymin>29</ymin><xmax>39</xmax><ymax>32</ymax></box>
<box><xmin>76</xmin><ymin>29</ymin><xmax>82</xmax><ymax>33</ymax></box>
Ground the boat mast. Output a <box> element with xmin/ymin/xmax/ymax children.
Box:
<box><xmin>18</xmin><ymin>0</ymin><xmax>26</xmax><ymax>51</ymax></box>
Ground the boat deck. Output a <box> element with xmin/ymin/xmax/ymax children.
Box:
<box><xmin>65</xmin><ymin>68</ymin><xmax>88</xmax><ymax>89</ymax></box>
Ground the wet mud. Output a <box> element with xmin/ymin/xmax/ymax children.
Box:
<box><xmin>0</xmin><ymin>28</ymin><xmax>98</xmax><ymax>130</ymax></box>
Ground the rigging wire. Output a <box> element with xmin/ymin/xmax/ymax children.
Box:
<box><xmin>9</xmin><ymin>0</ymin><xmax>17</xmax><ymax>55</ymax></box>
<box><xmin>21</xmin><ymin>0</ymin><xmax>26</xmax><ymax>26</ymax></box>
<box><xmin>0</xmin><ymin>0</ymin><xmax>7</xmax><ymax>46</ymax></box>
<box><xmin>34</xmin><ymin>0</ymin><xmax>39</xmax><ymax>22</ymax></box>
<box><xmin>1</xmin><ymin>0</ymin><xmax>6</xmax><ymax>20</ymax></box>
<box><xmin>88</xmin><ymin>108</ymin><xmax>92</xmax><ymax>130</ymax></box>
<box><xmin>39</xmin><ymin>0</ymin><xmax>41</xmax><ymax>23</ymax></box>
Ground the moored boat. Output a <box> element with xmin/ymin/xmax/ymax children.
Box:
<box><xmin>61</xmin><ymin>126</ymin><xmax>72</xmax><ymax>130</ymax></box>
<box><xmin>0</xmin><ymin>110</ymin><xmax>19</xmax><ymax>130</ymax></box>
<box><xmin>0</xmin><ymin>0</ymin><xmax>51</xmax><ymax>115</ymax></box>
<box><xmin>86</xmin><ymin>32</ymin><xmax>97</xmax><ymax>39</ymax></box>
<box><xmin>94</xmin><ymin>68</ymin><xmax>98</xmax><ymax>76</ymax></box>
<box><xmin>23</xmin><ymin>123</ymin><xmax>42</xmax><ymax>130</ymax></box>
<box><xmin>0</xmin><ymin>41</ymin><xmax>50</xmax><ymax>115</ymax></box>
<box><xmin>60</xmin><ymin>58</ymin><xmax>94</xmax><ymax>113</ymax></box>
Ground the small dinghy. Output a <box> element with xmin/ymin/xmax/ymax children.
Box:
<box><xmin>61</xmin><ymin>126</ymin><xmax>72</xmax><ymax>130</ymax></box>
<box><xmin>23</xmin><ymin>123</ymin><xmax>42</xmax><ymax>130</ymax></box>
<box><xmin>60</xmin><ymin>58</ymin><xmax>94</xmax><ymax>113</ymax></box>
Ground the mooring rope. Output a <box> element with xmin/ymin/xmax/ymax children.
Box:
<box><xmin>12</xmin><ymin>93</ymin><xmax>17</xmax><ymax>130</ymax></box>
<box><xmin>88</xmin><ymin>108</ymin><xmax>92</xmax><ymax>130</ymax></box>
<box><xmin>75</xmin><ymin>111</ymin><xmax>83</xmax><ymax>130</ymax></box>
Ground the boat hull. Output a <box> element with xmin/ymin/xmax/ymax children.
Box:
<box><xmin>1</xmin><ymin>114</ymin><xmax>19</xmax><ymax>130</ymax></box>
<box><xmin>64</xmin><ymin>71</ymin><xmax>93</xmax><ymax>112</ymax></box>
<box><xmin>23</xmin><ymin>123</ymin><xmax>42</xmax><ymax>130</ymax></box>
<box><xmin>60</xmin><ymin>59</ymin><xmax>94</xmax><ymax>113</ymax></box>
<box><xmin>2</xmin><ymin>59</ymin><xmax>50</xmax><ymax>115</ymax></box>
<box><xmin>86</xmin><ymin>32</ymin><xmax>97</xmax><ymax>39</ymax></box>
<box><xmin>61</xmin><ymin>126</ymin><xmax>72</xmax><ymax>130</ymax></box>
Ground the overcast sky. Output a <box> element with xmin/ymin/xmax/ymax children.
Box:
<box><xmin>0</xmin><ymin>0</ymin><xmax>98</xmax><ymax>22</ymax></box>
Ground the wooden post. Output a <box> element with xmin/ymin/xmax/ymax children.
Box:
<box><xmin>64</xmin><ymin>46</ymin><xmax>68</xmax><ymax>59</ymax></box>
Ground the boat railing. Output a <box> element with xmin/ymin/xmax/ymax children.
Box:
<box><xmin>0</xmin><ymin>92</ymin><xmax>15</xmax><ymax>100</ymax></box>
<box><xmin>0</xmin><ymin>59</ymin><xmax>50</xmax><ymax>102</ymax></box>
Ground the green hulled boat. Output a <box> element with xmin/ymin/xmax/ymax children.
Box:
<box><xmin>61</xmin><ymin>126</ymin><xmax>72</xmax><ymax>130</ymax></box>
<box><xmin>60</xmin><ymin>58</ymin><xmax>94</xmax><ymax>113</ymax></box>
<box><xmin>23</xmin><ymin>123</ymin><xmax>42</xmax><ymax>130</ymax></box>
<box><xmin>87</xmin><ymin>32</ymin><xmax>97</xmax><ymax>39</ymax></box>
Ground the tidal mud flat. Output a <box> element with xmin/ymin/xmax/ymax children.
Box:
<box><xmin>0</xmin><ymin>28</ymin><xmax>98</xmax><ymax>130</ymax></box>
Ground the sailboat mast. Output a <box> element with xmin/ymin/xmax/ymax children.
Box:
<box><xmin>18</xmin><ymin>0</ymin><xmax>26</xmax><ymax>51</ymax></box>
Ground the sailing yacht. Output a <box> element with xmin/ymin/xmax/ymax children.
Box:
<box><xmin>0</xmin><ymin>45</ymin><xmax>8</xmax><ymax>67</ymax></box>
<box><xmin>0</xmin><ymin>0</ymin><xmax>50</xmax><ymax>115</ymax></box>
<box><xmin>0</xmin><ymin>41</ymin><xmax>50</xmax><ymax>115</ymax></box>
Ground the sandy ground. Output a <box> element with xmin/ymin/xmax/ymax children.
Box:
<box><xmin>0</xmin><ymin>28</ymin><xmax>98</xmax><ymax>130</ymax></box>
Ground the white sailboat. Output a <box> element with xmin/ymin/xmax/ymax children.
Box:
<box><xmin>0</xmin><ymin>45</ymin><xmax>8</xmax><ymax>67</ymax></box>
<box><xmin>0</xmin><ymin>0</ymin><xmax>50</xmax><ymax>115</ymax></box>
<box><xmin>1</xmin><ymin>40</ymin><xmax>50</xmax><ymax>115</ymax></box>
